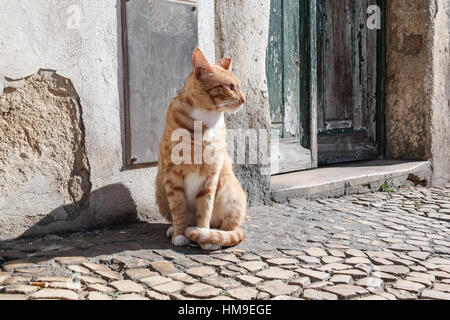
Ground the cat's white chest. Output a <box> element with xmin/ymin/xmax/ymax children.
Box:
<box><xmin>190</xmin><ymin>109</ymin><xmax>224</xmax><ymax>142</ymax></box>
<box><xmin>184</xmin><ymin>170</ymin><xmax>206</xmax><ymax>211</ymax></box>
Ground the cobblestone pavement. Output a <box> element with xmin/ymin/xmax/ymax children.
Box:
<box><xmin>0</xmin><ymin>185</ymin><xmax>449</xmax><ymax>300</ymax></box>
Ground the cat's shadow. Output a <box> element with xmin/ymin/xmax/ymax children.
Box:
<box><xmin>0</xmin><ymin>183</ymin><xmax>215</xmax><ymax>260</ymax></box>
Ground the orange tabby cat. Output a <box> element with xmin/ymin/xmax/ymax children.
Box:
<box><xmin>155</xmin><ymin>47</ymin><xmax>247</xmax><ymax>250</ymax></box>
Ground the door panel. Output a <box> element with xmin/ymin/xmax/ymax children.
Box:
<box><xmin>317</xmin><ymin>0</ymin><xmax>379</xmax><ymax>165</ymax></box>
<box><xmin>123</xmin><ymin>0</ymin><xmax>198</xmax><ymax>166</ymax></box>
<box><xmin>267</xmin><ymin>0</ymin><xmax>312</xmax><ymax>175</ymax></box>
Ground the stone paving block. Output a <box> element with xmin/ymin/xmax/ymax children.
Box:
<box><xmin>0</xmin><ymin>272</ymin><xmax>10</xmax><ymax>285</ymax></box>
<box><xmin>319</xmin><ymin>263</ymin><xmax>353</xmax><ymax>272</ymax></box>
<box><xmin>322</xmin><ymin>256</ymin><xmax>343</xmax><ymax>264</ymax></box>
<box><xmin>47</xmin><ymin>281</ymin><xmax>82</xmax><ymax>291</ymax></box>
<box><xmin>78</xmin><ymin>275</ymin><xmax>107</xmax><ymax>285</ymax></box>
<box><xmin>385</xmin><ymin>287</ymin><xmax>417</xmax><ymax>300</ymax></box>
<box><xmin>4</xmin><ymin>284</ymin><xmax>38</xmax><ymax>295</ymax></box>
<box><xmin>256</xmin><ymin>292</ymin><xmax>271</xmax><ymax>300</ymax></box>
<box><xmin>146</xmin><ymin>290</ymin><xmax>170</xmax><ymax>300</ymax></box>
<box><xmin>87</xmin><ymin>292</ymin><xmax>112</xmax><ymax>300</ymax></box>
<box><xmin>323</xmin><ymin>284</ymin><xmax>368</xmax><ymax>299</ymax></box>
<box><xmin>151</xmin><ymin>261</ymin><xmax>181</xmax><ymax>275</ymax></box>
<box><xmin>289</xmin><ymin>277</ymin><xmax>311</xmax><ymax>288</ymax></box>
<box><xmin>357</xmin><ymin>295</ymin><xmax>388</xmax><ymax>300</ymax></box>
<box><xmin>345</xmin><ymin>249</ymin><xmax>367</xmax><ymax>258</ymax></box>
<box><xmin>344</xmin><ymin>257</ymin><xmax>371</xmax><ymax>265</ymax></box>
<box><xmin>427</xmin><ymin>257</ymin><xmax>450</xmax><ymax>265</ymax></box>
<box><xmin>186</xmin><ymin>266</ymin><xmax>216</xmax><ymax>278</ymax></box>
<box><xmin>2</xmin><ymin>259</ymin><xmax>38</xmax><ymax>272</ymax></box>
<box><xmin>227</xmin><ymin>287</ymin><xmax>258</xmax><ymax>300</ymax></box>
<box><xmin>328</xmin><ymin>250</ymin><xmax>346</xmax><ymax>258</ymax></box>
<box><xmin>421</xmin><ymin>289</ymin><xmax>450</xmax><ymax>300</ymax></box>
<box><xmin>209</xmin><ymin>296</ymin><xmax>235</xmax><ymax>300</ymax></box>
<box><xmin>373</xmin><ymin>265</ymin><xmax>410</xmax><ymax>276</ymax></box>
<box><xmin>238</xmin><ymin>261</ymin><xmax>268</xmax><ymax>273</ymax></box>
<box><xmin>68</xmin><ymin>265</ymin><xmax>91</xmax><ymax>274</ymax></box>
<box><xmin>109</xmin><ymin>280</ymin><xmax>145</xmax><ymax>294</ymax></box>
<box><xmin>0</xmin><ymin>294</ymin><xmax>27</xmax><ymax>300</ymax></box>
<box><xmin>236</xmin><ymin>275</ymin><xmax>263</xmax><ymax>286</ymax></box>
<box><xmin>214</xmin><ymin>254</ymin><xmax>240</xmax><ymax>263</ymax></box>
<box><xmin>183</xmin><ymin>283</ymin><xmax>222</xmax><ymax>298</ymax></box>
<box><xmin>330</xmin><ymin>275</ymin><xmax>353</xmax><ymax>285</ymax></box>
<box><xmin>429</xmin><ymin>271</ymin><xmax>450</xmax><ymax>280</ymax></box>
<box><xmin>256</xmin><ymin>267</ymin><xmax>296</xmax><ymax>281</ymax></box>
<box><xmin>302</xmin><ymin>289</ymin><xmax>338</xmax><ymax>300</ymax></box>
<box><xmin>140</xmin><ymin>275</ymin><xmax>172</xmax><ymax>288</ymax></box>
<box><xmin>30</xmin><ymin>288</ymin><xmax>78</xmax><ymax>300</ymax></box>
<box><xmin>94</xmin><ymin>269</ymin><xmax>121</xmax><ymax>281</ymax></box>
<box><xmin>355</xmin><ymin>277</ymin><xmax>384</xmax><ymax>289</ymax></box>
<box><xmin>81</xmin><ymin>262</ymin><xmax>110</xmax><ymax>272</ymax></box>
<box><xmin>304</xmin><ymin>247</ymin><xmax>328</xmax><ymax>258</ymax></box>
<box><xmin>55</xmin><ymin>256</ymin><xmax>88</xmax><ymax>265</ymax></box>
<box><xmin>168</xmin><ymin>273</ymin><xmax>197</xmax><ymax>284</ymax></box>
<box><xmin>404</xmin><ymin>277</ymin><xmax>432</xmax><ymax>287</ymax></box>
<box><xmin>202</xmin><ymin>276</ymin><xmax>240</xmax><ymax>291</ymax></box>
<box><xmin>393</xmin><ymin>280</ymin><xmax>425</xmax><ymax>293</ymax></box>
<box><xmin>432</xmin><ymin>283</ymin><xmax>450</xmax><ymax>293</ymax></box>
<box><xmin>258</xmin><ymin>280</ymin><xmax>299</xmax><ymax>297</ymax></box>
<box><xmin>266</xmin><ymin>258</ymin><xmax>298</xmax><ymax>266</ymax></box>
<box><xmin>281</xmin><ymin>250</ymin><xmax>303</xmax><ymax>257</ymax></box>
<box><xmin>307</xmin><ymin>281</ymin><xmax>332</xmax><ymax>289</ymax></box>
<box><xmin>295</xmin><ymin>268</ymin><xmax>330</xmax><ymax>281</ymax></box>
<box><xmin>152</xmin><ymin>281</ymin><xmax>185</xmax><ymax>295</ymax></box>
<box><xmin>125</xmin><ymin>268</ymin><xmax>158</xmax><ymax>281</ymax></box>
<box><xmin>296</xmin><ymin>256</ymin><xmax>321</xmax><ymax>265</ymax></box>
<box><xmin>116</xmin><ymin>293</ymin><xmax>149</xmax><ymax>300</ymax></box>
<box><xmin>86</xmin><ymin>284</ymin><xmax>115</xmax><ymax>293</ymax></box>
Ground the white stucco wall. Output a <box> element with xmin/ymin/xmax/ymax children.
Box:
<box><xmin>0</xmin><ymin>0</ymin><xmax>214</xmax><ymax>239</ymax></box>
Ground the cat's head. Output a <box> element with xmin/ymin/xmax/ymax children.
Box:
<box><xmin>191</xmin><ymin>47</ymin><xmax>246</xmax><ymax>113</ymax></box>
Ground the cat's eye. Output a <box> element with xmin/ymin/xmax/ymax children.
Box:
<box><xmin>228</xmin><ymin>84</ymin><xmax>236</xmax><ymax>91</ymax></box>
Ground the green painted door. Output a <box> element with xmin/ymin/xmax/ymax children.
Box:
<box><xmin>316</xmin><ymin>0</ymin><xmax>383</xmax><ymax>165</ymax></box>
<box><xmin>267</xmin><ymin>0</ymin><xmax>385</xmax><ymax>171</ymax></box>
<box><xmin>267</xmin><ymin>0</ymin><xmax>312</xmax><ymax>174</ymax></box>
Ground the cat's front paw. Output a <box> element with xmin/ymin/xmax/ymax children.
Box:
<box><xmin>166</xmin><ymin>225</ymin><xmax>174</xmax><ymax>238</ymax></box>
<box><xmin>172</xmin><ymin>234</ymin><xmax>190</xmax><ymax>247</ymax></box>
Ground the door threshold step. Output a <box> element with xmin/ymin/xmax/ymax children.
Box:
<box><xmin>271</xmin><ymin>160</ymin><xmax>431</xmax><ymax>203</ymax></box>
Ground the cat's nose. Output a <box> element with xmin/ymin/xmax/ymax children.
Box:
<box><xmin>240</xmin><ymin>97</ymin><xmax>246</xmax><ymax>104</ymax></box>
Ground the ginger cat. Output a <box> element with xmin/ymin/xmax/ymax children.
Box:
<box><xmin>155</xmin><ymin>48</ymin><xmax>247</xmax><ymax>251</ymax></box>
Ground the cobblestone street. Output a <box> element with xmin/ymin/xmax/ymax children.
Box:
<box><xmin>1</xmin><ymin>185</ymin><xmax>449</xmax><ymax>300</ymax></box>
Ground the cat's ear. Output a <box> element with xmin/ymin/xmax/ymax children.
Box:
<box><xmin>217</xmin><ymin>57</ymin><xmax>232</xmax><ymax>70</ymax></box>
<box><xmin>192</xmin><ymin>47</ymin><xmax>212</xmax><ymax>80</ymax></box>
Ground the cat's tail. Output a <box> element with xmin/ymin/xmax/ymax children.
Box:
<box><xmin>185</xmin><ymin>227</ymin><xmax>245</xmax><ymax>250</ymax></box>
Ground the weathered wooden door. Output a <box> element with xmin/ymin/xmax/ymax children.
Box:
<box><xmin>267</xmin><ymin>0</ymin><xmax>312</xmax><ymax>175</ymax></box>
<box><xmin>316</xmin><ymin>0</ymin><xmax>380</xmax><ymax>165</ymax></box>
<box><xmin>267</xmin><ymin>0</ymin><xmax>384</xmax><ymax>171</ymax></box>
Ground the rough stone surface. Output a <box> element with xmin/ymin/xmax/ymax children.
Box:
<box><xmin>108</xmin><ymin>280</ymin><xmax>144</xmax><ymax>294</ymax></box>
<box><xmin>386</xmin><ymin>0</ymin><xmax>450</xmax><ymax>184</ymax></box>
<box><xmin>0</xmin><ymin>70</ymin><xmax>91</xmax><ymax>239</ymax></box>
<box><xmin>215</xmin><ymin>0</ymin><xmax>271</xmax><ymax>205</ymax></box>
<box><xmin>183</xmin><ymin>283</ymin><xmax>222</xmax><ymax>299</ymax></box>
<box><xmin>30</xmin><ymin>288</ymin><xmax>78</xmax><ymax>300</ymax></box>
<box><xmin>303</xmin><ymin>289</ymin><xmax>338</xmax><ymax>301</ymax></box>
<box><xmin>227</xmin><ymin>287</ymin><xmax>258</xmax><ymax>300</ymax></box>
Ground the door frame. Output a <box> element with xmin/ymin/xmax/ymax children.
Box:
<box><xmin>301</xmin><ymin>0</ymin><xmax>386</xmax><ymax>169</ymax></box>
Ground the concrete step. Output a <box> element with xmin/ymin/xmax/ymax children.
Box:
<box><xmin>271</xmin><ymin>160</ymin><xmax>431</xmax><ymax>202</ymax></box>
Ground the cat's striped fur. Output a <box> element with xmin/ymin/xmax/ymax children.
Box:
<box><xmin>155</xmin><ymin>48</ymin><xmax>247</xmax><ymax>250</ymax></box>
